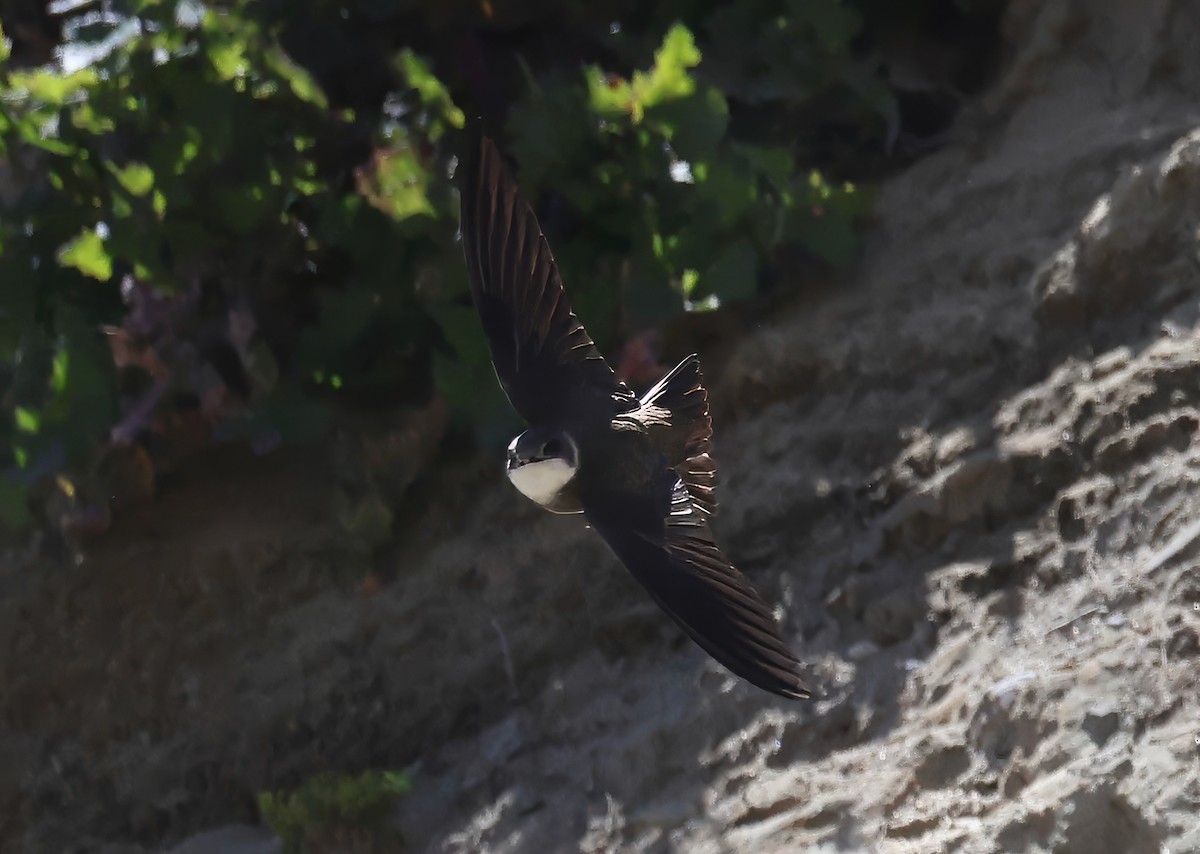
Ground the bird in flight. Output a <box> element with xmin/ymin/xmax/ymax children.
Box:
<box><xmin>458</xmin><ymin>133</ymin><xmax>809</xmax><ymax>700</ymax></box>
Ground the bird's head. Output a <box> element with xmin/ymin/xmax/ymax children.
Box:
<box><xmin>506</xmin><ymin>427</ymin><xmax>579</xmax><ymax>509</ymax></box>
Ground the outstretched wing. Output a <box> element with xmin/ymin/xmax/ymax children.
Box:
<box><xmin>585</xmin><ymin>470</ymin><xmax>809</xmax><ymax>699</ymax></box>
<box><xmin>459</xmin><ymin>132</ymin><xmax>636</xmax><ymax>425</ymax></box>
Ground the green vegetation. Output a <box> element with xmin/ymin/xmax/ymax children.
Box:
<box><xmin>0</xmin><ymin>0</ymin><xmax>1000</xmax><ymax>535</ymax></box>
<box><xmin>257</xmin><ymin>768</ymin><xmax>412</xmax><ymax>853</ymax></box>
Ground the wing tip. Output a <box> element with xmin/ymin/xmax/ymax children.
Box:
<box><xmin>771</xmin><ymin>673</ymin><xmax>813</xmax><ymax>701</ymax></box>
<box><xmin>729</xmin><ymin>653</ymin><xmax>812</xmax><ymax>701</ymax></box>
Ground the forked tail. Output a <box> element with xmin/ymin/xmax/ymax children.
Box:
<box><xmin>641</xmin><ymin>355</ymin><xmax>717</xmax><ymax>514</ymax></box>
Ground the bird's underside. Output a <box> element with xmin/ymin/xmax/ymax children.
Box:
<box><xmin>459</xmin><ymin>128</ymin><xmax>810</xmax><ymax>700</ymax></box>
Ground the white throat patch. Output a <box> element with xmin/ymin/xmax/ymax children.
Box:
<box><xmin>508</xmin><ymin>458</ymin><xmax>576</xmax><ymax>507</ymax></box>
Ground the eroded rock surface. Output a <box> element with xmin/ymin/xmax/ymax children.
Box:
<box><xmin>5</xmin><ymin>1</ymin><xmax>1200</xmax><ymax>852</ymax></box>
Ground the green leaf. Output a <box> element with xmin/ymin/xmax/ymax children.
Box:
<box><xmin>681</xmin><ymin>269</ymin><xmax>700</xmax><ymax>298</ymax></box>
<box><xmin>731</xmin><ymin>142</ymin><xmax>794</xmax><ymax>189</ymax></box>
<box><xmin>208</xmin><ymin>33</ymin><xmax>248</xmax><ymax>80</ymax></box>
<box><xmin>14</xmin><ymin>120</ymin><xmax>77</xmax><ymax>156</ymax></box>
<box><xmin>840</xmin><ymin>61</ymin><xmax>901</xmax><ymax>130</ymax></box>
<box><xmin>0</xmin><ymin>477</ymin><xmax>31</xmax><ymax>531</ymax></box>
<box><xmin>212</xmin><ymin>184</ymin><xmax>274</xmax><ymax>233</ymax></box>
<box><xmin>789</xmin><ymin>0</ymin><xmax>863</xmax><ymax>51</ymax></box>
<box><xmin>57</xmin><ymin>228</ymin><xmax>113</xmax><ymax>281</ymax></box>
<box><xmin>429</xmin><ymin>302</ymin><xmax>517</xmax><ymax>446</ymax></box>
<box><xmin>693</xmin><ymin>159</ymin><xmax>757</xmax><ymax>228</ymax></box>
<box><xmin>39</xmin><ymin>313</ymin><xmax>118</xmax><ymax>459</ymax></box>
<box><xmin>429</xmin><ymin>302</ymin><xmax>489</xmax><ymax>365</ymax></box>
<box><xmin>51</xmin><ymin>349</ymin><xmax>70</xmax><ymax>394</ymax></box>
<box><xmin>296</xmin><ymin>287</ymin><xmax>386</xmax><ymax>370</ymax></box>
<box><xmin>586</xmin><ymin>68</ymin><xmax>635</xmax><ymax>122</ymax></box>
<box><xmin>647</xmin><ymin>87</ymin><xmax>728</xmax><ymax>162</ymax></box>
<box><xmin>257</xmin><ymin>388</ymin><xmax>331</xmax><ymax>444</ymax></box>
<box><xmin>396</xmin><ymin>49</ymin><xmax>464</xmax><ymax>130</ymax></box>
<box><xmin>700</xmin><ymin>239</ymin><xmax>757</xmax><ymax>301</ymax></box>
<box><xmin>266</xmin><ymin>47</ymin><xmax>328</xmax><ymax>109</ymax></box>
<box><xmin>359</xmin><ymin>142</ymin><xmax>436</xmax><ymax>223</ymax></box>
<box><xmin>624</xmin><ymin>257</ymin><xmax>681</xmax><ymax>323</ymax></box>
<box><xmin>788</xmin><ymin>207</ymin><xmax>858</xmax><ymax>266</ymax></box>
<box><xmin>111</xmin><ymin>162</ymin><xmax>155</xmax><ymax>197</ymax></box>
<box><xmin>14</xmin><ymin>407</ymin><xmax>40</xmax><ymax>434</ymax></box>
<box><xmin>8</xmin><ymin>68</ymin><xmax>99</xmax><ymax>106</ymax></box>
<box><xmin>71</xmin><ymin>101</ymin><xmax>117</xmax><ymax>133</ymax></box>
<box><xmin>633</xmin><ymin>24</ymin><xmax>701</xmax><ymax>110</ymax></box>
<box><xmin>510</xmin><ymin>71</ymin><xmax>593</xmax><ymax>190</ymax></box>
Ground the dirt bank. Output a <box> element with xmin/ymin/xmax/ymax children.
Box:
<box><xmin>4</xmin><ymin>1</ymin><xmax>1200</xmax><ymax>851</ymax></box>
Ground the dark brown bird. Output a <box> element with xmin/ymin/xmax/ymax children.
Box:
<box><xmin>459</xmin><ymin>132</ymin><xmax>809</xmax><ymax>700</ymax></box>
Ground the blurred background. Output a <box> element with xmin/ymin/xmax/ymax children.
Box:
<box><xmin>3</xmin><ymin>1</ymin><xmax>1200</xmax><ymax>852</ymax></box>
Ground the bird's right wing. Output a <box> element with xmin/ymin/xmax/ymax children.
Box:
<box><xmin>459</xmin><ymin>132</ymin><xmax>637</xmax><ymax>425</ymax></box>
<box><xmin>584</xmin><ymin>470</ymin><xmax>809</xmax><ymax>699</ymax></box>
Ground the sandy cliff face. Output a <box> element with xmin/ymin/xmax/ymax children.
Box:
<box><xmin>5</xmin><ymin>1</ymin><xmax>1200</xmax><ymax>852</ymax></box>
<box><xmin>394</xmin><ymin>2</ymin><xmax>1200</xmax><ymax>851</ymax></box>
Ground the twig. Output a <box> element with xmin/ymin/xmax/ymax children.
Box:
<box><xmin>1044</xmin><ymin>604</ymin><xmax>1105</xmax><ymax>635</ymax></box>
<box><xmin>1140</xmin><ymin>517</ymin><xmax>1200</xmax><ymax>575</ymax></box>
<box><xmin>492</xmin><ymin>618</ymin><xmax>519</xmax><ymax>700</ymax></box>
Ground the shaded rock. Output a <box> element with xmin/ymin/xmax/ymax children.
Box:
<box><xmin>1053</xmin><ymin>784</ymin><xmax>1164</xmax><ymax>854</ymax></box>
<box><xmin>914</xmin><ymin>742</ymin><xmax>972</xmax><ymax>789</ymax></box>
<box><xmin>1080</xmin><ymin>703</ymin><xmax>1120</xmax><ymax>747</ymax></box>
<box><xmin>165</xmin><ymin>825</ymin><xmax>281</xmax><ymax>854</ymax></box>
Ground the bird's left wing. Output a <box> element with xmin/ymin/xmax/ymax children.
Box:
<box><xmin>584</xmin><ymin>471</ymin><xmax>809</xmax><ymax>699</ymax></box>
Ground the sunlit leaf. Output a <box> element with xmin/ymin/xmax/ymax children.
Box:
<box><xmin>57</xmin><ymin>228</ymin><xmax>113</xmax><ymax>281</ymax></box>
<box><xmin>357</xmin><ymin>144</ymin><xmax>436</xmax><ymax>222</ymax></box>
<box><xmin>14</xmin><ymin>121</ymin><xmax>76</xmax><ymax>156</ymax></box>
<box><xmin>633</xmin><ymin>23</ymin><xmax>701</xmax><ymax>110</ymax></box>
<box><xmin>0</xmin><ymin>0</ymin><xmax>885</xmax><ymax>534</ymax></box>
<box><xmin>266</xmin><ymin>47</ymin><xmax>329</xmax><ymax>108</ymax></box>
<box><xmin>51</xmin><ymin>349</ymin><xmax>70</xmax><ymax>394</ymax></box>
<box><xmin>396</xmin><ymin>49</ymin><xmax>464</xmax><ymax>130</ymax></box>
<box><xmin>587</xmin><ymin>68</ymin><xmax>635</xmax><ymax>121</ymax></box>
<box><xmin>8</xmin><ymin>68</ymin><xmax>98</xmax><ymax>106</ymax></box>
<box><xmin>111</xmin><ymin>162</ymin><xmax>155</xmax><ymax>197</ymax></box>
<box><xmin>71</xmin><ymin>101</ymin><xmax>117</xmax><ymax>133</ymax></box>
<box><xmin>208</xmin><ymin>35</ymin><xmax>248</xmax><ymax>80</ymax></box>
<box><xmin>14</xmin><ymin>407</ymin><xmax>40</xmax><ymax>434</ymax></box>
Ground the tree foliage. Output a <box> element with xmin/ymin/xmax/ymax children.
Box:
<box><xmin>0</xmin><ymin>0</ymin><xmax>1001</xmax><ymax>534</ymax></box>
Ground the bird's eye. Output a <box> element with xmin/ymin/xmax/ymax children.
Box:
<box><xmin>542</xmin><ymin>438</ymin><xmax>563</xmax><ymax>457</ymax></box>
